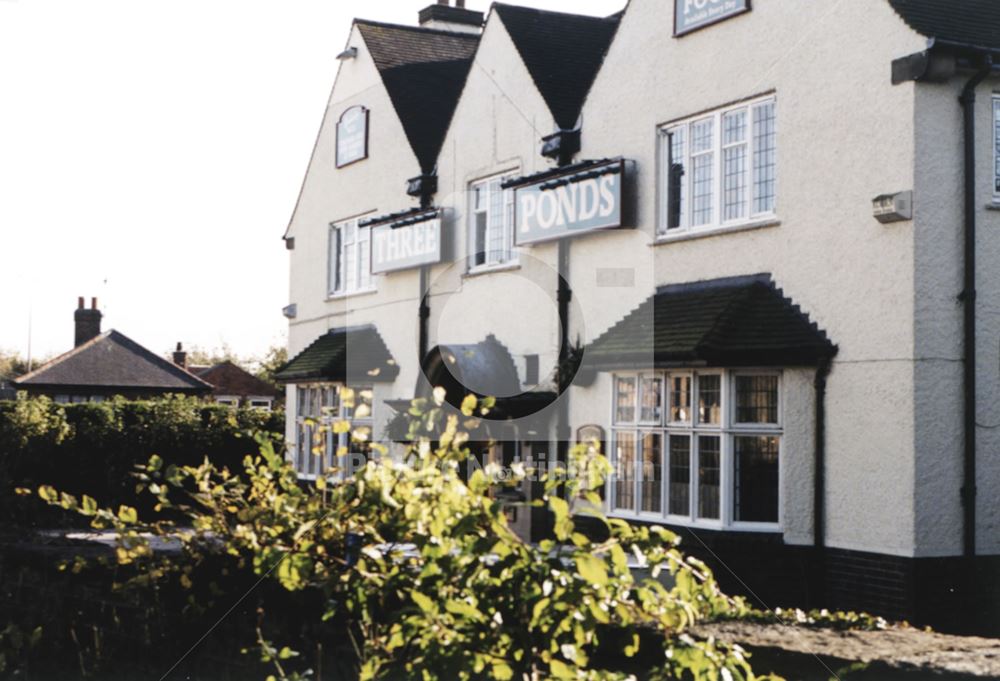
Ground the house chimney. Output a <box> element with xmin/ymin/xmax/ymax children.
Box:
<box><xmin>173</xmin><ymin>342</ymin><xmax>188</xmax><ymax>369</ymax></box>
<box><xmin>418</xmin><ymin>0</ymin><xmax>483</xmax><ymax>34</ymax></box>
<box><xmin>74</xmin><ymin>296</ymin><xmax>102</xmax><ymax>347</ymax></box>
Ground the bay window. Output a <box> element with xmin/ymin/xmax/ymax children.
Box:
<box><xmin>469</xmin><ymin>172</ymin><xmax>516</xmax><ymax>270</ymax></box>
<box><xmin>610</xmin><ymin>370</ymin><xmax>781</xmax><ymax>529</ymax></box>
<box><xmin>294</xmin><ymin>383</ymin><xmax>373</xmax><ymax>479</ymax></box>
<box><xmin>659</xmin><ymin>95</ymin><xmax>776</xmax><ymax>237</ymax></box>
<box><xmin>330</xmin><ymin>217</ymin><xmax>373</xmax><ymax>296</ymax></box>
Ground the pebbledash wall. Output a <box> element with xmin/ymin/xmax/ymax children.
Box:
<box><xmin>281</xmin><ymin>0</ymin><xmax>1000</xmax><ymax>630</ymax></box>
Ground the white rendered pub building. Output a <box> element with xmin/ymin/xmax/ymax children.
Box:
<box><xmin>277</xmin><ymin>0</ymin><xmax>1000</xmax><ymax>632</ymax></box>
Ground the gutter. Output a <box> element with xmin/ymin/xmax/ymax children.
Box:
<box><xmin>959</xmin><ymin>55</ymin><xmax>993</xmax><ymax>559</ymax></box>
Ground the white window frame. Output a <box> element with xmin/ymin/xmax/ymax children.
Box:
<box><xmin>293</xmin><ymin>383</ymin><xmax>373</xmax><ymax>480</ymax></box>
<box><xmin>608</xmin><ymin>369</ymin><xmax>783</xmax><ymax>532</ymax></box>
<box><xmin>468</xmin><ymin>171</ymin><xmax>517</xmax><ymax>272</ymax></box>
<box><xmin>658</xmin><ymin>94</ymin><xmax>777</xmax><ymax>239</ymax></box>
<box><xmin>329</xmin><ymin>216</ymin><xmax>375</xmax><ymax>297</ymax></box>
<box><xmin>993</xmin><ymin>94</ymin><xmax>1000</xmax><ymax>204</ymax></box>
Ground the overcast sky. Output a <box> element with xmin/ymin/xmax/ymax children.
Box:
<box><xmin>0</xmin><ymin>0</ymin><xmax>622</xmax><ymax>364</ymax></box>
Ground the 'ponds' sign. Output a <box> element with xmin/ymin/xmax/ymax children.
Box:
<box><xmin>371</xmin><ymin>217</ymin><xmax>442</xmax><ymax>274</ymax></box>
<box><xmin>674</xmin><ymin>0</ymin><xmax>750</xmax><ymax>36</ymax></box>
<box><xmin>513</xmin><ymin>160</ymin><xmax>627</xmax><ymax>246</ymax></box>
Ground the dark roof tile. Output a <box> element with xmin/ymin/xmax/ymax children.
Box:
<box><xmin>190</xmin><ymin>361</ymin><xmax>279</xmax><ymax>398</ymax></box>
<box><xmin>494</xmin><ymin>4</ymin><xmax>619</xmax><ymax>130</ymax></box>
<box><xmin>275</xmin><ymin>326</ymin><xmax>399</xmax><ymax>383</ymax></box>
<box><xmin>14</xmin><ymin>331</ymin><xmax>212</xmax><ymax>392</ymax></box>
<box><xmin>585</xmin><ymin>275</ymin><xmax>835</xmax><ymax>369</ymax></box>
<box><xmin>356</xmin><ymin>20</ymin><xmax>480</xmax><ymax>173</ymax></box>
<box><xmin>889</xmin><ymin>0</ymin><xmax>1000</xmax><ymax>50</ymax></box>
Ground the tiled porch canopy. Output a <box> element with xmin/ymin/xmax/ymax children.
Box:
<box><xmin>584</xmin><ymin>274</ymin><xmax>836</xmax><ymax>370</ymax></box>
<box><xmin>275</xmin><ymin>325</ymin><xmax>399</xmax><ymax>384</ymax></box>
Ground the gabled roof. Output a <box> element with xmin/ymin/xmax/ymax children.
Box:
<box><xmin>14</xmin><ymin>331</ymin><xmax>212</xmax><ymax>392</ymax></box>
<box><xmin>493</xmin><ymin>4</ymin><xmax>620</xmax><ymax>130</ymax></box>
<box><xmin>889</xmin><ymin>0</ymin><xmax>1000</xmax><ymax>51</ymax></box>
<box><xmin>356</xmin><ymin>20</ymin><xmax>480</xmax><ymax>174</ymax></box>
<box><xmin>585</xmin><ymin>274</ymin><xmax>835</xmax><ymax>369</ymax></box>
<box><xmin>189</xmin><ymin>361</ymin><xmax>278</xmax><ymax>398</ymax></box>
<box><xmin>275</xmin><ymin>325</ymin><xmax>399</xmax><ymax>384</ymax></box>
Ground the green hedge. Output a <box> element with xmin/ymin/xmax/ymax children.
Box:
<box><xmin>0</xmin><ymin>395</ymin><xmax>284</xmax><ymax>526</ymax></box>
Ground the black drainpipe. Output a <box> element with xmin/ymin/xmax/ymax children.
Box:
<box><xmin>415</xmin><ymin>178</ymin><xmax>435</xmax><ymax>364</ymax></box>
<box><xmin>812</xmin><ymin>351</ymin><xmax>835</xmax><ymax>606</ymax></box>
<box><xmin>959</xmin><ymin>56</ymin><xmax>992</xmax><ymax>559</ymax></box>
<box><xmin>554</xmin><ymin>138</ymin><xmax>576</xmax><ymax>486</ymax></box>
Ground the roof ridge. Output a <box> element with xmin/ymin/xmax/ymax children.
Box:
<box><xmin>354</xmin><ymin>18</ymin><xmax>481</xmax><ymax>40</ymax></box>
<box><xmin>13</xmin><ymin>329</ymin><xmax>113</xmax><ymax>384</ymax></box>
<box><xmin>106</xmin><ymin>331</ymin><xmax>215</xmax><ymax>388</ymax></box>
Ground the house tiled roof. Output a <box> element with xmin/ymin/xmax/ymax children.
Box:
<box><xmin>889</xmin><ymin>0</ymin><xmax>1000</xmax><ymax>50</ymax></box>
<box><xmin>584</xmin><ymin>275</ymin><xmax>835</xmax><ymax>369</ymax></box>
<box><xmin>14</xmin><ymin>330</ymin><xmax>212</xmax><ymax>392</ymax></box>
<box><xmin>274</xmin><ymin>326</ymin><xmax>399</xmax><ymax>384</ymax></box>
<box><xmin>493</xmin><ymin>4</ymin><xmax>620</xmax><ymax>130</ymax></box>
<box><xmin>356</xmin><ymin>20</ymin><xmax>480</xmax><ymax>173</ymax></box>
<box><xmin>189</xmin><ymin>361</ymin><xmax>278</xmax><ymax>398</ymax></box>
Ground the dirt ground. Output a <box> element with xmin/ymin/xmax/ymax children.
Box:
<box><xmin>695</xmin><ymin>621</ymin><xmax>1000</xmax><ymax>679</ymax></box>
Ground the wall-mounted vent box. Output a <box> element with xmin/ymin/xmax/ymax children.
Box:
<box><xmin>873</xmin><ymin>191</ymin><xmax>913</xmax><ymax>224</ymax></box>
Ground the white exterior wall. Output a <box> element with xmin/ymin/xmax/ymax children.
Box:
<box><xmin>575</xmin><ymin>0</ymin><xmax>927</xmax><ymax>555</ymax></box>
<box><xmin>913</xmin><ymin>76</ymin><xmax>1000</xmax><ymax>556</ymax></box>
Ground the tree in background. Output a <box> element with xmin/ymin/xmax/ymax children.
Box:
<box><xmin>0</xmin><ymin>350</ymin><xmax>48</xmax><ymax>382</ymax></box>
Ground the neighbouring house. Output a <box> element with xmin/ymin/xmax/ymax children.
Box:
<box><xmin>278</xmin><ymin>0</ymin><xmax>1000</xmax><ymax>630</ymax></box>
<box><xmin>14</xmin><ymin>298</ymin><xmax>212</xmax><ymax>402</ymax></box>
<box><xmin>172</xmin><ymin>343</ymin><xmax>280</xmax><ymax>410</ymax></box>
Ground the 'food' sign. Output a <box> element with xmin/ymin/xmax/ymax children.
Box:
<box><xmin>513</xmin><ymin>161</ymin><xmax>626</xmax><ymax>246</ymax></box>
<box><xmin>674</xmin><ymin>0</ymin><xmax>749</xmax><ymax>36</ymax></box>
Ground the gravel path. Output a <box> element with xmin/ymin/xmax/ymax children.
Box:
<box><xmin>695</xmin><ymin>621</ymin><xmax>1000</xmax><ymax>679</ymax></box>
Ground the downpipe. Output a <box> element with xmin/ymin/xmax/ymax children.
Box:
<box><xmin>959</xmin><ymin>56</ymin><xmax>992</xmax><ymax>559</ymax></box>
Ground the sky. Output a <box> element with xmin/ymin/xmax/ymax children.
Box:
<box><xmin>0</xmin><ymin>0</ymin><xmax>622</xmax><ymax>364</ymax></box>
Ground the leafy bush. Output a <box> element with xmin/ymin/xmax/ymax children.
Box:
<box><xmin>0</xmin><ymin>395</ymin><xmax>283</xmax><ymax>526</ymax></box>
<box><xmin>37</xmin><ymin>393</ymin><xmax>783</xmax><ymax>680</ymax></box>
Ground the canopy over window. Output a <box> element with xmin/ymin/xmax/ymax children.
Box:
<box><xmin>584</xmin><ymin>274</ymin><xmax>835</xmax><ymax>370</ymax></box>
<box><xmin>275</xmin><ymin>325</ymin><xmax>399</xmax><ymax>384</ymax></box>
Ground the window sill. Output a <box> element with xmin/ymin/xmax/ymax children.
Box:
<box><xmin>463</xmin><ymin>262</ymin><xmax>521</xmax><ymax>278</ymax></box>
<box><xmin>606</xmin><ymin>511</ymin><xmax>781</xmax><ymax>533</ymax></box>
<box><xmin>986</xmin><ymin>202</ymin><xmax>1000</xmax><ymax>211</ymax></box>
<box><xmin>327</xmin><ymin>288</ymin><xmax>378</xmax><ymax>301</ymax></box>
<box><xmin>652</xmin><ymin>218</ymin><xmax>781</xmax><ymax>246</ymax></box>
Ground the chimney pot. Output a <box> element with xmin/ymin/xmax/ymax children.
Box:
<box><xmin>172</xmin><ymin>342</ymin><xmax>188</xmax><ymax>369</ymax></box>
<box><xmin>73</xmin><ymin>297</ymin><xmax>102</xmax><ymax>347</ymax></box>
<box><xmin>455</xmin><ymin>0</ymin><xmax>465</xmax><ymax>7</ymax></box>
<box><xmin>78</xmin><ymin>296</ymin><xmax>84</xmax><ymax>309</ymax></box>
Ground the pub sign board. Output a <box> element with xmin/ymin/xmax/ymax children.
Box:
<box><xmin>336</xmin><ymin>105</ymin><xmax>369</xmax><ymax>167</ymax></box>
<box><xmin>674</xmin><ymin>0</ymin><xmax>750</xmax><ymax>36</ymax></box>
<box><xmin>371</xmin><ymin>217</ymin><xmax>443</xmax><ymax>274</ymax></box>
<box><xmin>513</xmin><ymin>160</ymin><xmax>627</xmax><ymax>246</ymax></box>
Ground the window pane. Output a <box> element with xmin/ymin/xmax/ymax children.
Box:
<box><xmin>639</xmin><ymin>375</ymin><xmax>662</xmax><ymax>423</ymax></box>
<box><xmin>722</xmin><ymin>110</ymin><xmax>748</xmax><ymax>222</ymax></box>
<box><xmin>615</xmin><ymin>376</ymin><xmax>637</xmax><ymax>424</ymax></box>
<box><xmin>668</xmin><ymin>435</ymin><xmax>690</xmax><ymax>516</ymax></box>
<box><xmin>698</xmin><ymin>435</ymin><xmax>721</xmax><ymax>520</ymax></box>
<box><xmin>735</xmin><ymin>375</ymin><xmax>779</xmax><ymax>424</ymax></box>
<box><xmin>474</xmin><ymin>211</ymin><xmax>488</xmax><ymax>266</ymax></box>
<box><xmin>640</xmin><ymin>432</ymin><xmax>662</xmax><ymax>514</ymax></box>
<box><xmin>668</xmin><ymin>374</ymin><xmax>691</xmax><ymax>423</ymax></box>
<box><xmin>665</xmin><ymin>127</ymin><xmax>687</xmax><ymax>231</ymax></box>
<box><xmin>614</xmin><ymin>432</ymin><xmax>636</xmax><ymax>512</ymax></box>
<box><xmin>697</xmin><ymin>374</ymin><xmax>721</xmax><ymax>425</ymax></box>
<box><xmin>690</xmin><ymin>117</ymin><xmax>714</xmax><ymax>226</ymax></box>
<box><xmin>359</xmin><ymin>228</ymin><xmax>371</xmax><ymax>290</ymax></box>
<box><xmin>752</xmin><ymin>100</ymin><xmax>777</xmax><ymax>214</ymax></box>
<box><xmin>488</xmin><ymin>179</ymin><xmax>504</xmax><ymax>264</ymax></box>
<box><xmin>355</xmin><ymin>386</ymin><xmax>374</xmax><ymax>420</ymax></box>
<box><xmin>734</xmin><ymin>435</ymin><xmax>780</xmax><ymax>523</ymax></box>
<box><xmin>330</xmin><ymin>227</ymin><xmax>343</xmax><ymax>293</ymax></box>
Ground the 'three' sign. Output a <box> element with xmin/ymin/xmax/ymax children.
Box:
<box><xmin>371</xmin><ymin>217</ymin><xmax>442</xmax><ymax>274</ymax></box>
<box><xmin>513</xmin><ymin>160</ymin><xmax>625</xmax><ymax>246</ymax></box>
<box><xmin>674</xmin><ymin>0</ymin><xmax>749</xmax><ymax>36</ymax></box>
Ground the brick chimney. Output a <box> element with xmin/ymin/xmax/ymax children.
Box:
<box><xmin>173</xmin><ymin>342</ymin><xmax>188</xmax><ymax>369</ymax></box>
<box><xmin>74</xmin><ymin>297</ymin><xmax>102</xmax><ymax>347</ymax></box>
<box><xmin>418</xmin><ymin>0</ymin><xmax>483</xmax><ymax>34</ymax></box>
